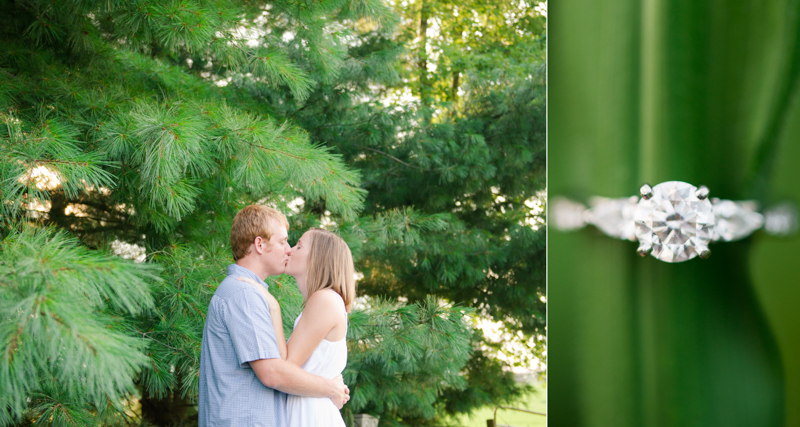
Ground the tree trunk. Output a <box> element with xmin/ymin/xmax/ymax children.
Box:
<box><xmin>418</xmin><ymin>0</ymin><xmax>431</xmax><ymax>110</ymax></box>
<box><xmin>140</xmin><ymin>387</ymin><xmax>194</xmax><ymax>426</ymax></box>
<box><xmin>451</xmin><ymin>70</ymin><xmax>460</xmax><ymax>102</ymax></box>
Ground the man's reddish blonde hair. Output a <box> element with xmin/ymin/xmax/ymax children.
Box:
<box><xmin>230</xmin><ymin>205</ymin><xmax>289</xmax><ymax>261</ymax></box>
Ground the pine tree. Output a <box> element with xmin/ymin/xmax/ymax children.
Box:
<box><xmin>0</xmin><ymin>227</ymin><xmax>158</xmax><ymax>426</ymax></box>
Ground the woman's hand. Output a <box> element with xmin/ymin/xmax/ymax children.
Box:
<box><xmin>328</xmin><ymin>375</ymin><xmax>350</xmax><ymax>409</ymax></box>
<box><xmin>236</xmin><ymin>276</ymin><xmax>287</xmax><ymax>359</ymax></box>
<box><xmin>236</xmin><ymin>277</ymin><xmax>280</xmax><ymax>311</ymax></box>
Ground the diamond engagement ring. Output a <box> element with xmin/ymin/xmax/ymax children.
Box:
<box><xmin>552</xmin><ymin>181</ymin><xmax>798</xmax><ymax>263</ymax></box>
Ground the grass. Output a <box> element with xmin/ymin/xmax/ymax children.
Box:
<box><xmin>446</xmin><ymin>380</ymin><xmax>546</xmax><ymax>427</ymax></box>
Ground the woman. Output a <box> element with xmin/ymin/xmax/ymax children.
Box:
<box><xmin>238</xmin><ymin>228</ymin><xmax>355</xmax><ymax>427</ymax></box>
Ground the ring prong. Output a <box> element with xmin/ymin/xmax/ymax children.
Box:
<box><xmin>640</xmin><ymin>184</ymin><xmax>653</xmax><ymax>200</ymax></box>
<box><xmin>696</xmin><ymin>185</ymin><xmax>710</xmax><ymax>200</ymax></box>
<box><xmin>637</xmin><ymin>243</ymin><xmax>652</xmax><ymax>257</ymax></box>
<box><xmin>698</xmin><ymin>246</ymin><xmax>711</xmax><ymax>259</ymax></box>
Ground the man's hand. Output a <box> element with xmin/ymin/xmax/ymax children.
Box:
<box><xmin>329</xmin><ymin>375</ymin><xmax>350</xmax><ymax>409</ymax></box>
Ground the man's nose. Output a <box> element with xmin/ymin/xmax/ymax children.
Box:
<box><xmin>285</xmin><ymin>245</ymin><xmax>293</xmax><ymax>255</ymax></box>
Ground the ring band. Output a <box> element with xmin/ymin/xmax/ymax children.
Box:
<box><xmin>552</xmin><ymin>181</ymin><xmax>798</xmax><ymax>263</ymax></box>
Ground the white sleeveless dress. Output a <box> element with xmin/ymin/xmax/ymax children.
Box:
<box><xmin>286</xmin><ymin>293</ymin><xmax>347</xmax><ymax>427</ymax></box>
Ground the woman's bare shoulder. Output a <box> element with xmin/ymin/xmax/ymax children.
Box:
<box><xmin>306</xmin><ymin>288</ymin><xmax>344</xmax><ymax>307</ymax></box>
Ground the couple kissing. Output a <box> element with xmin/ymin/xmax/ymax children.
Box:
<box><xmin>199</xmin><ymin>205</ymin><xmax>354</xmax><ymax>427</ymax></box>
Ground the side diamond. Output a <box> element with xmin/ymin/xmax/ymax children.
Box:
<box><xmin>712</xmin><ymin>200</ymin><xmax>764</xmax><ymax>241</ymax></box>
<box><xmin>551</xmin><ymin>197</ymin><xmax>588</xmax><ymax>231</ymax></box>
<box><xmin>585</xmin><ymin>196</ymin><xmax>638</xmax><ymax>241</ymax></box>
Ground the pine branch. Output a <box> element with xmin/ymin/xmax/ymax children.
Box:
<box><xmin>247</xmin><ymin>141</ymin><xmax>309</xmax><ymax>161</ymax></box>
<box><xmin>361</xmin><ymin>146</ymin><xmax>430</xmax><ymax>170</ymax></box>
<box><xmin>0</xmin><ymin>227</ymin><xmax>161</xmax><ymax>422</ymax></box>
<box><xmin>136</xmin><ymin>330</ymin><xmax>186</xmax><ymax>354</ymax></box>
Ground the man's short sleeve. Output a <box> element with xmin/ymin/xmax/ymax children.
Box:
<box><xmin>225</xmin><ymin>287</ymin><xmax>281</xmax><ymax>367</ymax></box>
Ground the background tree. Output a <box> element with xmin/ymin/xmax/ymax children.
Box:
<box><xmin>0</xmin><ymin>0</ymin><xmax>545</xmax><ymax>425</ymax></box>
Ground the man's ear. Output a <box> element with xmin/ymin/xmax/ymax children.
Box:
<box><xmin>253</xmin><ymin>236</ymin><xmax>265</xmax><ymax>254</ymax></box>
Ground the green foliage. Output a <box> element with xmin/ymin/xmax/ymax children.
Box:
<box><xmin>137</xmin><ymin>243</ymin><xmax>227</xmax><ymax>402</ymax></box>
<box><xmin>439</xmin><ymin>347</ymin><xmax>531</xmax><ymax>415</ymax></box>
<box><xmin>344</xmin><ymin>297</ymin><xmax>473</xmax><ymax>425</ymax></box>
<box><xmin>0</xmin><ymin>227</ymin><xmax>159</xmax><ymax>425</ymax></box>
<box><xmin>0</xmin><ymin>44</ymin><xmax>365</xmax><ymax>230</ymax></box>
<box><xmin>0</xmin><ymin>112</ymin><xmax>116</xmax><ymax>223</ymax></box>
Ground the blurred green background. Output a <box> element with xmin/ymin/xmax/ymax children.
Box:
<box><xmin>549</xmin><ymin>0</ymin><xmax>800</xmax><ymax>426</ymax></box>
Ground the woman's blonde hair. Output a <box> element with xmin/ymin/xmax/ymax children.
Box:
<box><xmin>305</xmin><ymin>228</ymin><xmax>356</xmax><ymax>311</ymax></box>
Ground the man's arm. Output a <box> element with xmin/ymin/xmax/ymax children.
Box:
<box><xmin>249</xmin><ymin>358</ymin><xmax>350</xmax><ymax>408</ymax></box>
<box><xmin>225</xmin><ymin>283</ymin><xmax>348</xmax><ymax>407</ymax></box>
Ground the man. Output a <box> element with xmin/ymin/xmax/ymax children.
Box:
<box><xmin>199</xmin><ymin>205</ymin><xmax>349</xmax><ymax>426</ymax></box>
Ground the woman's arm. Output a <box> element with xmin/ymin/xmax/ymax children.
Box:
<box><xmin>286</xmin><ymin>290</ymin><xmax>345</xmax><ymax>367</ymax></box>
<box><xmin>236</xmin><ymin>277</ymin><xmax>287</xmax><ymax>359</ymax></box>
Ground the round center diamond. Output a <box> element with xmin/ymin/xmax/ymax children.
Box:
<box><xmin>634</xmin><ymin>181</ymin><xmax>715</xmax><ymax>262</ymax></box>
